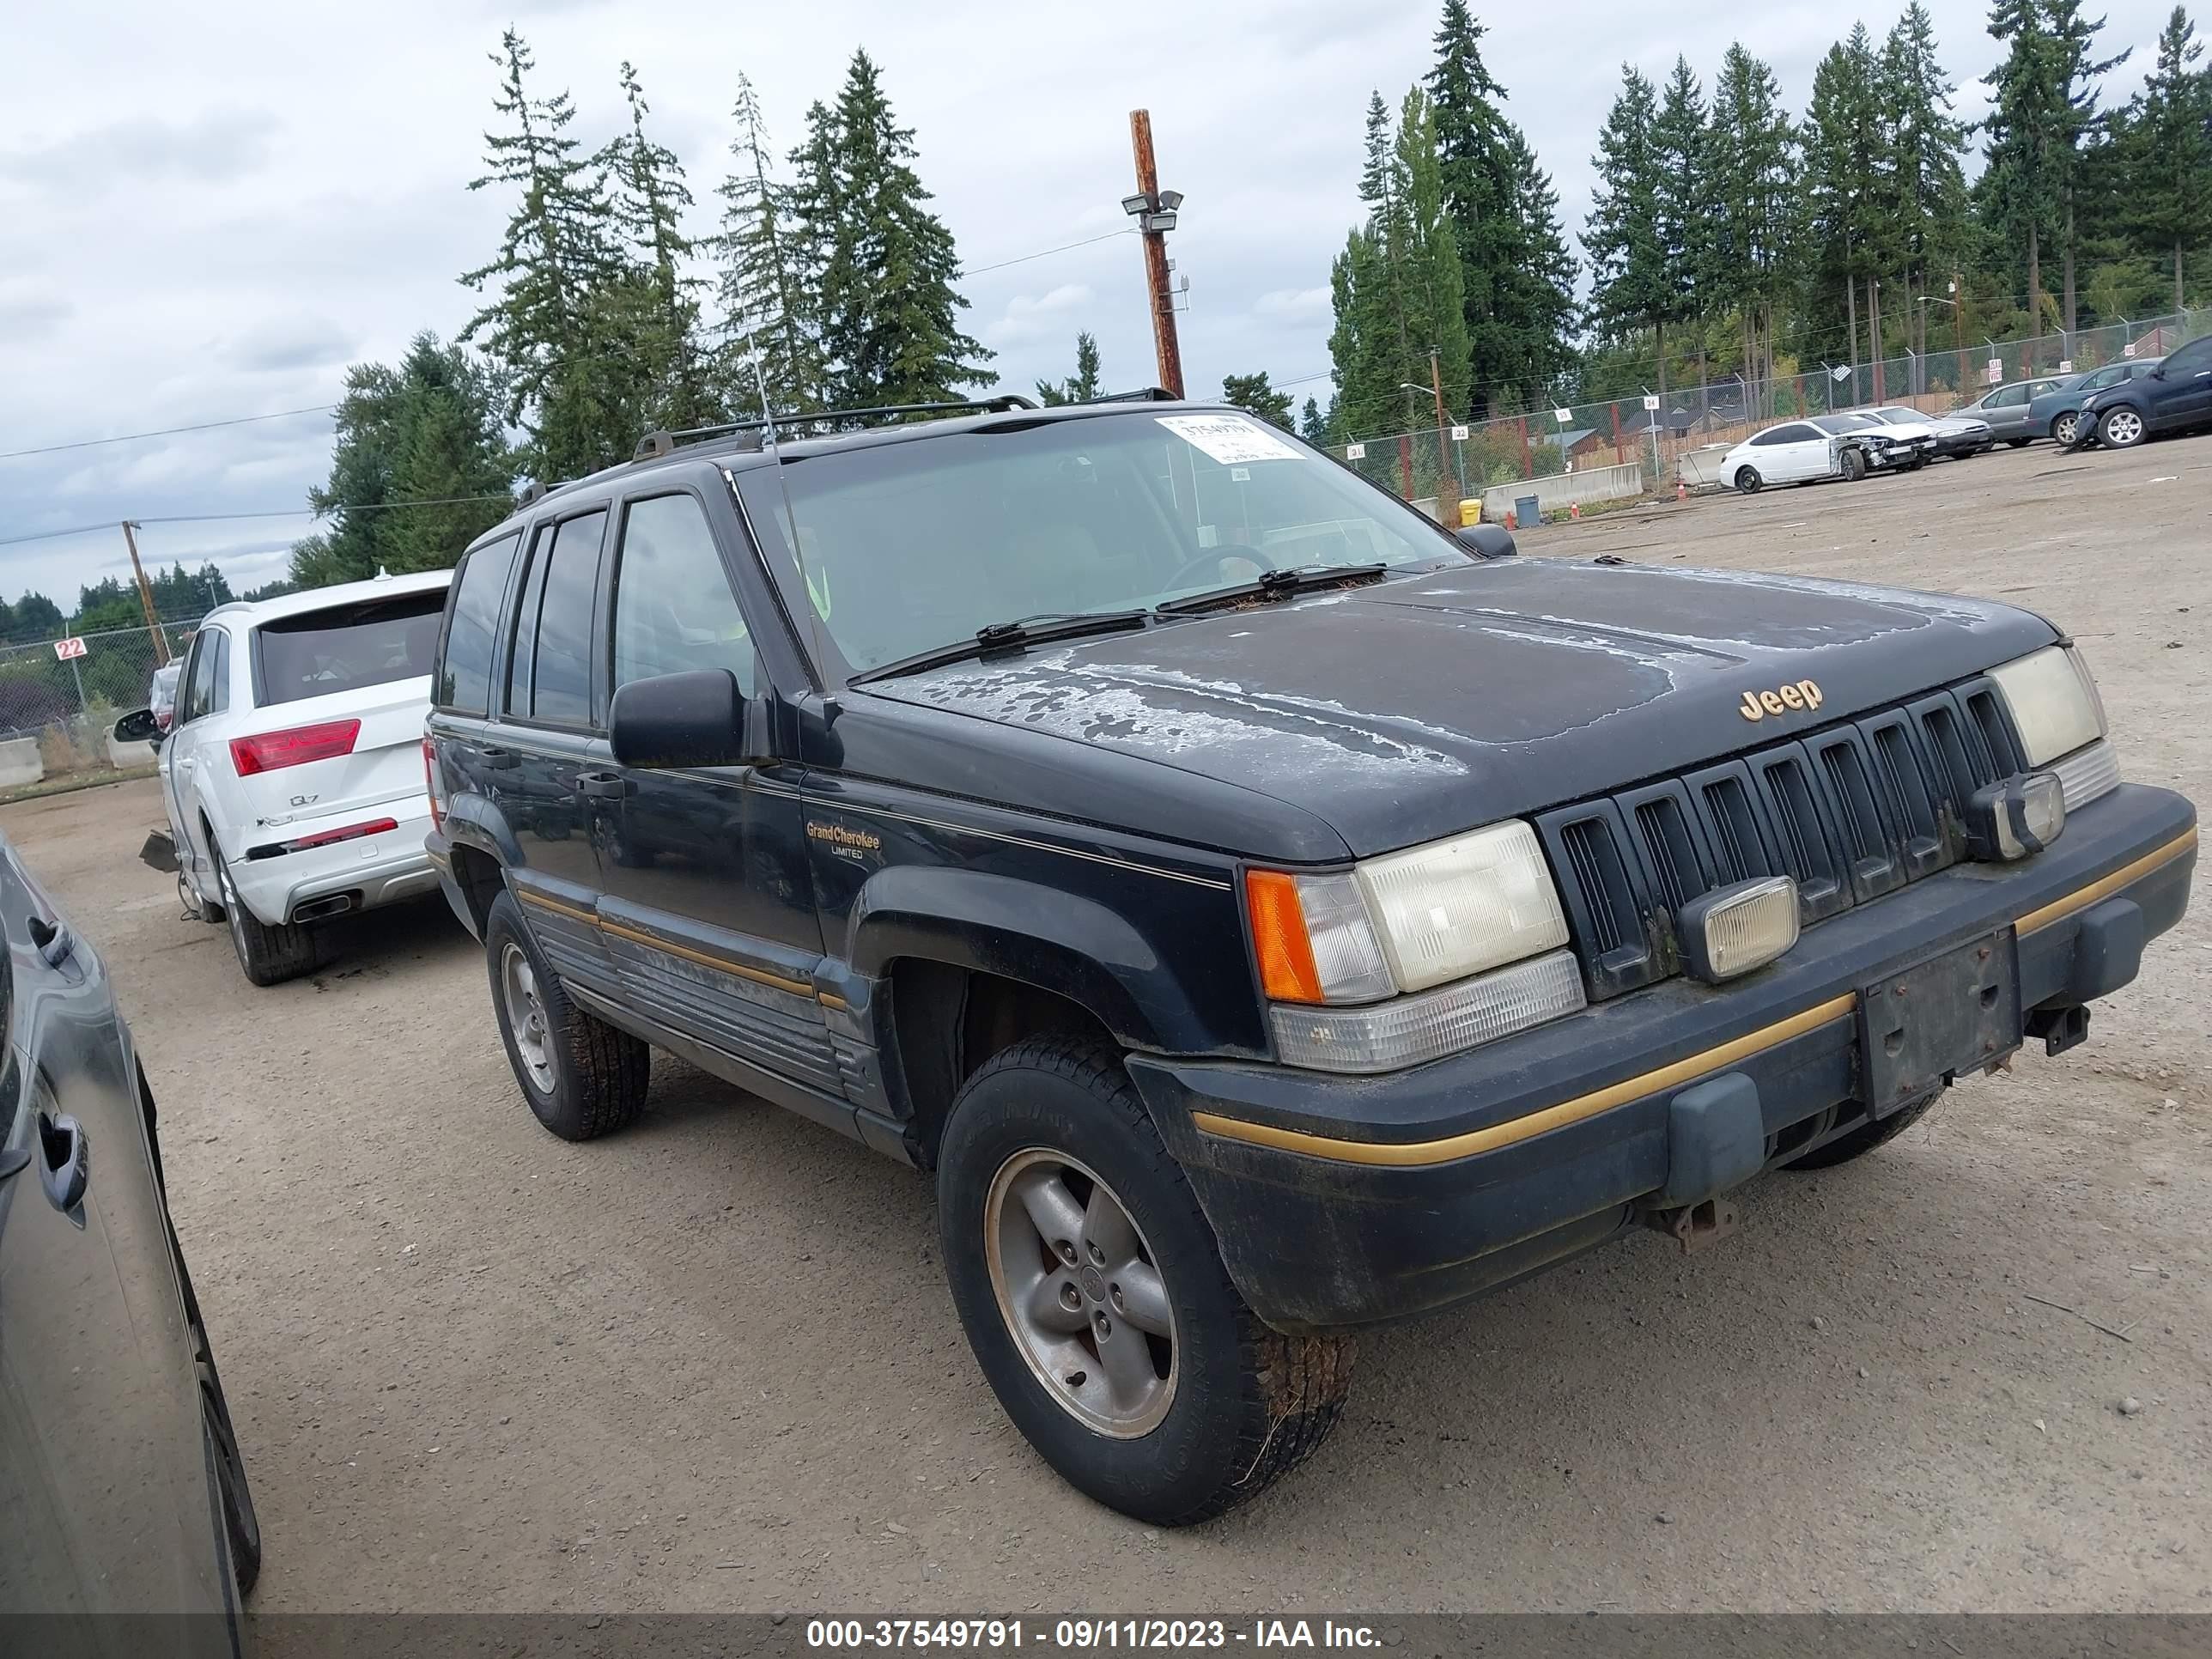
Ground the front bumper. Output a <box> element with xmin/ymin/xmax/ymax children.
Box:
<box><xmin>228</xmin><ymin>808</ymin><xmax>439</xmax><ymax>926</ymax></box>
<box><xmin>1129</xmin><ymin>784</ymin><xmax>2196</xmax><ymax>1333</ymax></box>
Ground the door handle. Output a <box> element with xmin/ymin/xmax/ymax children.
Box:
<box><xmin>37</xmin><ymin>1113</ymin><xmax>88</xmax><ymax>1214</ymax></box>
<box><xmin>477</xmin><ymin>746</ymin><xmax>520</xmax><ymax>770</ymax></box>
<box><xmin>577</xmin><ymin>771</ymin><xmax>630</xmax><ymax>801</ymax></box>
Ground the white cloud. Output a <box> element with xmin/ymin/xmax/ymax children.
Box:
<box><xmin>1255</xmin><ymin>286</ymin><xmax>1330</xmax><ymax>323</ymax></box>
<box><xmin>983</xmin><ymin>283</ymin><xmax>1096</xmax><ymax>345</ymax></box>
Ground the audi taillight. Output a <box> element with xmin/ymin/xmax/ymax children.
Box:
<box><xmin>228</xmin><ymin>719</ymin><xmax>360</xmax><ymax>775</ymax></box>
<box><xmin>422</xmin><ymin>736</ymin><xmax>444</xmax><ymax>832</ymax></box>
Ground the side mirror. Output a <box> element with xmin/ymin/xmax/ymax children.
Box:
<box><xmin>2148</xmin><ymin>365</ymin><xmax>2166</xmax><ymax>380</ymax></box>
<box><xmin>608</xmin><ymin>670</ymin><xmax>746</xmax><ymax>769</ymax></box>
<box><xmin>112</xmin><ymin>708</ymin><xmax>159</xmax><ymax>744</ymax></box>
<box><xmin>1455</xmin><ymin>523</ymin><xmax>1518</xmax><ymax>560</ymax></box>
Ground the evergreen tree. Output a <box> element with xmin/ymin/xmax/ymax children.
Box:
<box><xmin>1805</xmin><ymin>30</ymin><xmax>1885</xmax><ymax>368</ymax></box>
<box><xmin>1299</xmin><ymin>396</ymin><xmax>1327</xmax><ymax>442</ymax></box>
<box><xmin>1980</xmin><ymin>0</ymin><xmax>2067</xmax><ymax>331</ymax></box>
<box><xmin>1400</xmin><ymin>86</ymin><xmax>1474</xmax><ymax>419</ymax></box>
<box><xmin>716</xmin><ymin>73</ymin><xmax>826</xmax><ymax>413</ymax></box>
<box><xmin>1496</xmin><ymin>125</ymin><xmax>1581</xmax><ymax>403</ymax></box>
<box><xmin>6</xmin><ymin>592</ymin><xmax>64</xmax><ymax>645</ymax></box>
<box><xmin>1879</xmin><ymin>6</ymin><xmax>1971</xmax><ymax>360</ymax></box>
<box><xmin>1036</xmin><ymin>331</ymin><xmax>1103</xmax><ymax>404</ymax></box>
<box><xmin>598</xmin><ymin>62</ymin><xmax>716</xmax><ymax>433</ymax></box>
<box><xmin>1221</xmin><ymin>372</ymin><xmax>1297</xmax><ymax>430</ymax></box>
<box><xmin>1706</xmin><ymin>44</ymin><xmax>1800</xmax><ymax>416</ymax></box>
<box><xmin>2121</xmin><ymin>6</ymin><xmax>2208</xmax><ymax>312</ymax></box>
<box><xmin>1583</xmin><ymin>67</ymin><xmax>1668</xmax><ymax>374</ymax></box>
<box><xmin>1650</xmin><ymin>57</ymin><xmax>1711</xmax><ymax>392</ymax></box>
<box><xmin>2047</xmin><ymin>0</ymin><xmax>2130</xmax><ymax>332</ymax></box>
<box><xmin>289</xmin><ymin>336</ymin><xmax>514</xmax><ymax>588</ymax></box>
<box><xmin>814</xmin><ymin>51</ymin><xmax>991</xmax><ymax>406</ymax></box>
<box><xmin>459</xmin><ymin>29</ymin><xmax>623</xmax><ymax>481</ymax></box>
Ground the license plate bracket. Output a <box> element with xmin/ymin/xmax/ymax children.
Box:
<box><xmin>1859</xmin><ymin>931</ymin><xmax>2021</xmax><ymax>1116</ymax></box>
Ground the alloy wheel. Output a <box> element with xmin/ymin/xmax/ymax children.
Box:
<box><xmin>500</xmin><ymin>942</ymin><xmax>557</xmax><ymax>1093</ymax></box>
<box><xmin>2053</xmin><ymin>413</ymin><xmax>2078</xmax><ymax>446</ymax></box>
<box><xmin>2104</xmin><ymin>409</ymin><xmax>2144</xmax><ymax>447</ymax></box>
<box><xmin>985</xmin><ymin>1148</ymin><xmax>1177</xmax><ymax>1437</ymax></box>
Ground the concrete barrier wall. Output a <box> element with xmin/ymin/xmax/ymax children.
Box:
<box><xmin>107</xmin><ymin>733</ymin><xmax>159</xmax><ymax>769</ymax></box>
<box><xmin>0</xmin><ymin>738</ymin><xmax>45</xmax><ymax>788</ymax></box>
<box><xmin>1480</xmin><ymin>462</ymin><xmax>1644</xmax><ymax>524</ymax></box>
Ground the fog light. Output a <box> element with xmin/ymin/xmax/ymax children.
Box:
<box><xmin>1677</xmin><ymin>876</ymin><xmax>1800</xmax><ymax>982</ymax></box>
<box><xmin>1966</xmin><ymin>773</ymin><xmax>2065</xmax><ymax>861</ymax></box>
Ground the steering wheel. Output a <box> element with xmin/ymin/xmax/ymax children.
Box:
<box><xmin>1164</xmin><ymin>546</ymin><xmax>1276</xmax><ymax>592</ymax></box>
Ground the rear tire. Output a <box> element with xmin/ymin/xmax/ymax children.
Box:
<box><xmin>2051</xmin><ymin>411</ymin><xmax>2080</xmax><ymax>446</ymax></box>
<box><xmin>212</xmin><ymin>846</ymin><xmax>319</xmax><ymax>987</ymax></box>
<box><xmin>1782</xmin><ymin>1091</ymin><xmax>1941</xmax><ymax>1170</ymax></box>
<box><xmin>2005</xmin><ymin>437</ymin><xmax>2032</xmax><ymax>447</ymax></box>
<box><xmin>483</xmin><ymin>890</ymin><xmax>648</xmax><ymax>1140</ymax></box>
<box><xmin>937</xmin><ymin>1037</ymin><xmax>1354</xmax><ymax>1525</ymax></box>
<box><xmin>1734</xmin><ymin>467</ymin><xmax>1763</xmax><ymax>495</ymax></box>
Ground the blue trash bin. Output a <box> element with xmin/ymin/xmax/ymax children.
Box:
<box><xmin>1515</xmin><ymin>494</ymin><xmax>1540</xmax><ymax>529</ymax></box>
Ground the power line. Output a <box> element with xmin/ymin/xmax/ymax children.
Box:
<box><xmin>0</xmin><ymin>494</ymin><xmax>515</xmax><ymax>550</ymax></box>
<box><xmin>0</xmin><ymin>404</ymin><xmax>339</xmax><ymax>463</ymax></box>
<box><xmin>958</xmin><ymin>228</ymin><xmax>1137</xmax><ymax>278</ymax></box>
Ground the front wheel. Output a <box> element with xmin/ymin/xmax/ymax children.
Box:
<box><xmin>2098</xmin><ymin>406</ymin><xmax>2147</xmax><ymax>448</ymax></box>
<box><xmin>938</xmin><ymin>1038</ymin><xmax>1354</xmax><ymax>1525</ymax></box>
<box><xmin>2051</xmin><ymin>411</ymin><xmax>2080</xmax><ymax>447</ymax></box>
<box><xmin>1840</xmin><ymin>447</ymin><xmax>1869</xmax><ymax>482</ymax></box>
<box><xmin>1734</xmin><ymin>466</ymin><xmax>1763</xmax><ymax>495</ymax></box>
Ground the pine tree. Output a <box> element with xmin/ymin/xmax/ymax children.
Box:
<box><xmin>814</xmin><ymin>50</ymin><xmax>991</xmax><ymax>406</ymax></box>
<box><xmin>598</xmin><ymin>62</ymin><xmax>716</xmax><ymax>432</ymax></box>
<box><xmin>1036</xmin><ymin>332</ymin><xmax>1103</xmax><ymax>404</ymax></box>
<box><xmin>1650</xmin><ymin>57</ymin><xmax>1711</xmax><ymax>393</ymax></box>
<box><xmin>1805</xmin><ymin>30</ymin><xmax>1885</xmax><ymax>370</ymax></box>
<box><xmin>289</xmin><ymin>335</ymin><xmax>514</xmax><ymax>588</ymax></box>
<box><xmin>781</xmin><ymin>98</ymin><xmax>843</xmax><ymax>406</ymax></box>
<box><xmin>1400</xmin><ymin>86</ymin><xmax>1474</xmax><ymax>419</ymax></box>
<box><xmin>716</xmin><ymin>73</ymin><xmax>826</xmax><ymax>414</ymax></box>
<box><xmin>1583</xmin><ymin>66</ymin><xmax>1668</xmax><ymax>374</ymax></box>
<box><xmin>1299</xmin><ymin>396</ymin><xmax>1327</xmax><ymax>442</ymax></box>
<box><xmin>459</xmin><ymin>29</ymin><xmax>623</xmax><ymax>481</ymax></box>
<box><xmin>1877</xmin><ymin>7</ymin><xmax>1971</xmax><ymax>362</ymax></box>
<box><xmin>1221</xmin><ymin>372</ymin><xmax>1297</xmax><ymax>430</ymax></box>
<box><xmin>2122</xmin><ymin>7</ymin><xmax>2212</xmax><ymax>310</ymax></box>
<box><xmin>1981</xmin><ymin>0</ymin><xmax>2066</xmax><ymax>331</ymax></box>
<box><xmin>2047</xmin><ymin>0</ymin><xmax>2131</xmax><ymax>333</ymax></box>
<box><xmin>1706</xmin><ymin>45</ymin><xmax>1800</xmax><ymax>416</ymax></box>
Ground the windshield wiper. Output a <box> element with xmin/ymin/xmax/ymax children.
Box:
<box><xmin>848</xmin><ymin>609</ymin><xmax>1150</xmax><ymax>684</ymax></box>
<box><xmin>1154</xmin><ymin>562</ymin><xmax>1389</xmax><ymax>617</ymax></box>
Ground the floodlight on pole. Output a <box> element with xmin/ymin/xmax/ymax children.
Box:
<box><xmin>1125</xmin><ymin>110</ymin><xmax>1185</xmax><ymax>398</ymax></box>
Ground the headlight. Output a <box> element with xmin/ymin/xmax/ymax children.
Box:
<box><xmin>1245</xmin><ymin>822</ymin><xmax>1582</xmax><ymax>1072</ymax></box>
<box><xmin>1989</xmin><ymin>644</ymin><xmax>2106</xmax><ymax>764</ymax></box>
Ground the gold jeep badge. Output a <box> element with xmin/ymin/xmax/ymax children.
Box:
<box><xmin>1740</xmin><ymin>679</ymin><xmax>1823</xmax><ymax>721</ymax></box>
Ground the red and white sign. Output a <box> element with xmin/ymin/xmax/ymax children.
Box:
<box><xmin>1985</xmin><ymin>360</ymin><xmax>2004</xmax><ymax>386</ymax></box>
<box><xmin>52</xmin><ymin>636</ymin><xmax>87</xmax><ymax>661</ymax></box>
<box><xmin>2123</xmin><ymin>341</ymin><xmax>2138</xmax><ymax>359</ymax></box>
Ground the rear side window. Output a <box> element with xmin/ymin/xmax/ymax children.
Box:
<box><xmin>210</xmin><ymin>630</ymin><xmax>231</xmax><ymax>714</ymax></box>
<box><xmin>437</xmin><ymin>534</ymin><xmax>521</xmax><ymax>715</ymax></box>
<box><xmin>509</xmin><ymin>510</ymin><xmax>607</xmax><ymax>726</ymax></box>
<box><xmin>254</xmin><ymin>591</ymin><xmax>448</xmax><ymax>708</ymax></box>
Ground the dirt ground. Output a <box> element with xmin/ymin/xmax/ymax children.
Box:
<box><xmin>7</xmin><ymin>437</ymin><xmax>2207</xmax><ymax>1615</ymax></box>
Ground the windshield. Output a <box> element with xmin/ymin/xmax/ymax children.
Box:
<box><xmin>738</xmin><ymin>410</ymin><xmax>1452</xmax><ymax>675</ymax></box>
<box><xmin>1814</xmin><ymin>414</ymin><xmax>1881</xmax><ymax>434</ymax></box>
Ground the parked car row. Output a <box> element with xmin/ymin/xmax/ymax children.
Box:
<box><xmin>1719</xmin><ymin>409</ymin><xmax>1960</xmax><ymax>494</ymax></box>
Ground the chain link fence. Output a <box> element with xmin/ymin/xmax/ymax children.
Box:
<box><xmin>0</xmin><ymin>617</ymin><xmax>196</xmax><ymax>787</ymax></box>
<box><xmin>1328</xmin><ymin>305</ymin><xmax>2212</xmax><ymax>516</ymax></box>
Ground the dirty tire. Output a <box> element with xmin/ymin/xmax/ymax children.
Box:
<box><xmin>936</xmin><ymin>1036</ymin><xmax>1354</xmax><ymax>1526</ymax></box>
<box><xmin>483</xmin><ymin>890</ymin><xmax>648</xmax><ymax>1141</ymax></box>
<box><xmin>1840</xmin><ymin>447</ymin><xmax>1869</xmax><ymax>483</ymax></box>
<box><xmin>212</xmin><ymin>845</ymin><xmax>319</xmax><ymax>987</ymax></box>
<box><xmin>1782</xmin><ymin>1090</ymin><xmax>1942</xmax><ymax>1170</ymax></box>
<box><xmin>2005</xmin><ymin>437</ymin><xmax>2033</xmax><ymax>447</ymax></box>
<box><xmin>1734</xmin><ymin>467</ymin><xmax>1763</xmax><ymax>495</ymax></box>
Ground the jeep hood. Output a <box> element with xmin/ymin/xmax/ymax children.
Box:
<box><xmin>865</xmin><ymin>561</ymin><xmax>2055</xmax><ymax>859</ymax></box>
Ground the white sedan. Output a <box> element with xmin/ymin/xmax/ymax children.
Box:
<box><xmin>133</xmin><ymin>568</ymin><xmax>453</xmax><ymax>985</ymax></box>
<box><xmin>1722</xmin><ymin>414</ymin><xmax>1929</xmax><ymax>494</ymax></box>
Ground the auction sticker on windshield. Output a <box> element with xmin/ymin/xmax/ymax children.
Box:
<box><xmin>1158</xmin><ymin>414</ymin><xmax>1303</xmax><ymax>465</ymax></box>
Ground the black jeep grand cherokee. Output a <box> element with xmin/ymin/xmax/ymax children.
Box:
<box><xmin>426</xmin><ymin>397</ymin><xmax>2195</xmax><ymax>1525</ymax></box>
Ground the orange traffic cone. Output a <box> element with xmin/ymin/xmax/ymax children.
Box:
<box><xmin>1504</xmin><ymin>509</ymin><xmax>1516</xmax><ymax>530</ymax></box>
<box><xmin>1676</xmin><ymin>481</ymin><xmax>1686</xmax><ymax>502</ymax></box>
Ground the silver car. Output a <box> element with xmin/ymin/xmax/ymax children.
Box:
<box><xmin>1954</xmin><ymin>376</ymin><xmax>2079</xmax><ymax>445</ymax></box>
<box><xmin>1864</xmin><ymin>404</ymin><xmax>1993</xmax><ymax>459</ymax></box>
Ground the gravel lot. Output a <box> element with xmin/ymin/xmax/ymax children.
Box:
<box><xmin>8</xmin><ymin>437</ymin><xmax>2207</xmax><ymax>1615</ymax></box>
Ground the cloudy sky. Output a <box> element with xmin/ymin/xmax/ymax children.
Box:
<box><xmin>0</xmin><ymin>0</ymin><xmax>2181</xmax><ymax>613</ymax></box>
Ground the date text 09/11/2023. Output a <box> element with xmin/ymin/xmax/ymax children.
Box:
<box><xmin>805</xmin><ymin>1618</ymin><xmax>1389</xmax><ymax>1650</ymax></box>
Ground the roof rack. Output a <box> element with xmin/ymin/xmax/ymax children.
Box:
<box><xmin>631</xmin><ymin>395</ymin><xmax>1041</xmax><ymax>463</ymax></box>
<box><xmin>1089</xmin><ymin>386</ymin><xmax>1182</xmax><ymax>404</ymax></box>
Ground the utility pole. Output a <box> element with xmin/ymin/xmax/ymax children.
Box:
<box><xmin>1427</xmin><ymin>349</ymin><xmax>1459</xmax><ymax>527</ymax></box>
<box><xmin>1126</xmin><ymin>111</ymin><xmax>1185</xmax><ymax>398</ymax></box>
<box><xmin>120</xmin><ymin>520</ymin><xmax>169</xmax><ymax>666</ymax></box>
